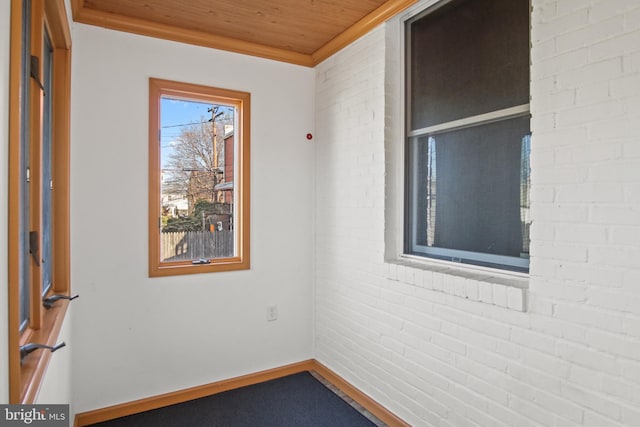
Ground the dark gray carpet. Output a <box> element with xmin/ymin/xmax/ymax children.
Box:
<box><xmin>88</xmin><ymin>372</ymin><xmax>377</xmax><ymax>427</ymax></box>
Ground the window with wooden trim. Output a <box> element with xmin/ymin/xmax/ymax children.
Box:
<box><xmin>8</xmin><ymin>0</ymin><xmax>72</xmax><ymax>403</ymax></box>
<box><xmin>149</xmin><ymin>79</ymin><xmax>251</xmax><ymax>276</ymax></box>
<box><xmin>405</xmin><ymin>0</ymin><xmax>531</xmax><ymax>272</ymax></box>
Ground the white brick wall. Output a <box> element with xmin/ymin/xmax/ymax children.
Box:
<box><xmin>314</xmin><ymin>0</ymin><xmax>640</xmax><ymax>425</ymax></box>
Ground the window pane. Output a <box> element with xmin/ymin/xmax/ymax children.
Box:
<box><xmin>42</xmin><ymin>31</ymin><xmax>53</xmax><ymax>296</ymax></box>
<box><xmin>408</xmin><ymin>0</ymin><xmax>530</xmax><ymax>129</ymax></box>
<box><xmin>159</xmin><ymin>97</ymin><xmax>236</xmax><ymax>262</ymax></box>
<box><xmin>19</xmin><ymin>0</ymin><xmax>32</xmax><ymax>332</ymax></box>
<box><xmin>409</xmin><ymin>117</ymin><xmax>531</xmax><ymax>269</ymax></box>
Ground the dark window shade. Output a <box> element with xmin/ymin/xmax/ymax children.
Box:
<box><xmin>412</xmin><ymin>117</ymin><xmax>531</xmax><ymax>259</ymax></box>
<box><xmin>409</xmin><ymin>0</ymin><xmax>530</xmax><ymax>129</ymax></box>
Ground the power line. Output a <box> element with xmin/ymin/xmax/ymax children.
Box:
<box><xmin>161</xmin><ymin>120</ymin><xmax>211</xmax><ymax>129</ymax></box>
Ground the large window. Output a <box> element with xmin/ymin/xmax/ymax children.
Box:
<box><xmin>9</xmin><ymin>0</ymin><xmax>72</xmax><ymax>403</ymax></box>
<box><xmin>149</xmin><ymin>79</ymin><xmax>250</xmax><ymax>276</ymax></box>
<box><xmin>405</xmin><ymin>0</ymin><xmax>531</xmax><ymax>272</ymax></box>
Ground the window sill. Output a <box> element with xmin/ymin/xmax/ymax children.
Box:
<box><xmin>16</xmin><ymin>300</ymin><xmax>70</xmax><ymax>403</ymax></box>
<box><xmin>149</xmin><ymin>257</ymin><xmax>250</xmax><ymax>277</ymax></box>
<box><xmin>386</xmin><ymin>255</ymin><xmax>529</xmax><ymax>312</ymax></box>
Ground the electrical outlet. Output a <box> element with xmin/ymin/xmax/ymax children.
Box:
<box><xmin>267</xmin><ymin>305</ymin><xmax>278</xmax><ymax>322</ymax></box>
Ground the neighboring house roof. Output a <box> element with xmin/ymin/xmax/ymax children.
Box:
<box><xmin>214</xmin><ymin>182</ymin><xmax>233</xmax><ymax>191</ymax></box>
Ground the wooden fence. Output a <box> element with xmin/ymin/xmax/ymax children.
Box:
<box><xmin>161</xmin><ymin>230</ymin><xmax>234</xmax><ymax>261</ymax></box>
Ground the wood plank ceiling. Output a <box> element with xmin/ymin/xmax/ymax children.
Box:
<box><xmin>71</xmin><ymin>0</ymin><xmax>418</xmax><ymax>66</ymax></box>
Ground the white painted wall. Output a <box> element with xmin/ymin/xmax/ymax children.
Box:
<box><xmin>315</xmin><ymin>0</ymin><xmax>640</xmax><ymax>426</ymax></box>
<box><xmin>0</xmin><ymin>0</ymin><xmax>11</xmax><ymax>404</ymax></box>
<box><xmin>70</xmin><ymin>24</ymin><xmax>315</xmax><ymax>412</ymax></box>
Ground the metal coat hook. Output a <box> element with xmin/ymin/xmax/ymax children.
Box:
<box><xmin>20</xmin><ymin>342</ymin><xmax>66</xmax><ymax>363</ymax></box>
<box><xmin>43</xmin><ymin>294</ymin><xmax>79</xmax><ymax>309</ymax></box>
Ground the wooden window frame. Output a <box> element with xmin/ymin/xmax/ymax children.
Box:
<box><xmin>148</xmin><ymin>78</ymin><xmax>251</xmax><ymax>277</ymax></box>
<box><xmin>8</xmin><ymin>0</ymin><xmax>72</xmax><ymax>403</ymax></box>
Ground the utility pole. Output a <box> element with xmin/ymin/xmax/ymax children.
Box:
<box><xmin>208</xmin><ymin>106</ymin><xmax>223</xmax><ymax>203</ymax></box>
